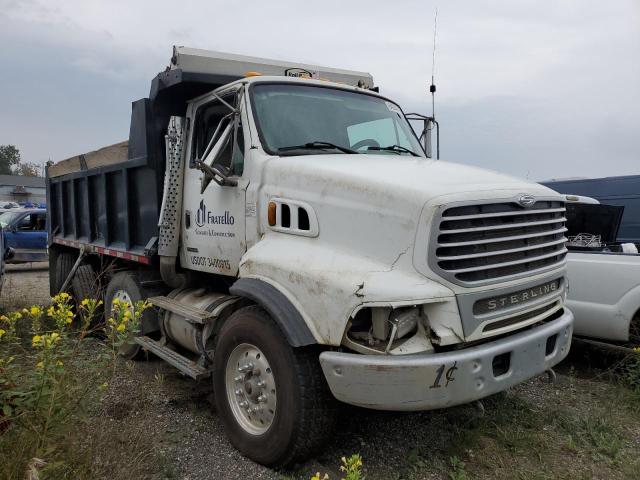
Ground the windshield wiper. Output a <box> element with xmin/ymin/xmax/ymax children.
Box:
<box><xmin>367</xmin><ymin>145</ymin><xmax>420</xmax><ymax>157</ymax></box>
<box><xmin>278</xmin><ymin>141</ymin><xmax>358</xmax><ymax>154</ymax></box>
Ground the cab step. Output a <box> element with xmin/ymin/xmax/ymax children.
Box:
<box><xmin>147</xmin><ymin>295</ymin><xmax>218</xmax><ymax>324</ymax></box>
<box><xmin>134</xmin><ymin>336</ymin><xmax>210</xmax><ymax>380</ymax></box>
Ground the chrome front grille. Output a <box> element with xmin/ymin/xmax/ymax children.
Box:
<box><xmin>431</xmin><ymin>199</ymin><xmax>568</xmax><ymax>286</ymax></box>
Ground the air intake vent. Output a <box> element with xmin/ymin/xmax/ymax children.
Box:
<box><xmin>430</xmin><ymin>199</ymin><xmax>568</xmax><ymax>286</ymax></box>
<box><xmin>267</xmin><ymin>198</ymin><xmax>319</xmax><ymax>237</ymax></box>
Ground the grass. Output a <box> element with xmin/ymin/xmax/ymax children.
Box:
<box><xmin>432</xmin><ymin>379</ymin><xmax>638</xmax><ymax>479</ymax></box>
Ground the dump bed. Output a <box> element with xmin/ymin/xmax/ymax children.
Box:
<box><xmin>46</xmin><ymin>73</ymin><xmax>225</xmax><ymax>263</ymax></box>
<box><xmin>46</xmin><ymin>46</ymin><xmax>374</xmax><ymax>263</ymax></box>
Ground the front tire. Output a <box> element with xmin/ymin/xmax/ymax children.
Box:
<box><xmin>213</xmin><ymin>305</ymin><xmax>335</xmax><ymax>467</ymax></box>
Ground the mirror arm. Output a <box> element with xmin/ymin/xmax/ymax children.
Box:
<box><xmin>200</xmin><ymin>112</ymin><xmax>234</xmax><ymax>161</ymax></box>
<box><xmin>211</xmin><ymin>93</ymin><xmax>237</xmax><ymax>114</ymax></box>
<box><xmin>196</xmin><ymin>160</ymin><xmax>237</xmax><ymax>187</ymax></box>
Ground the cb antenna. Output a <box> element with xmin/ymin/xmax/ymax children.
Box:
<box><xmin>430</xmin><ymin>8</ymin><xmax>438</xmax><ymax>120</ymax></box>
<box><xmin>429</xmin><ymin>8</ymin><xmax>440</xmax><ymax>159</ymax></box>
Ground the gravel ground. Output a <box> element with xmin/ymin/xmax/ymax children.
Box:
<box><xmin>0</xmin><ymin>261</ymin><xmax>51</xmax><ymax>310</ymax></box>
<box><xmin>2</xmin><ymin>265</ymin><xmax>639</xmax><ymax>479</ymax></box>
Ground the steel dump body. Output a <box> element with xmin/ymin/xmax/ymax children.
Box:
<box><xmin>46</xmin><ymin>68</ymin><xmax>240</xmax><ymax>260</ymax></box>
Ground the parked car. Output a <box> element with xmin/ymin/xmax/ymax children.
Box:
<box><xmin>0</xmin><ymin>225</ymin><xmax>4</xmax><ymax>295</ymax></box>
<box><xmin>0</xmin><ymin>202</ymin><xmax>22</xmax><ymax>213</ymax></box>
<box><xmin>0</xmin><ymin>208</ymin><xmax>48</xmax><ymax>263</ymax></box>
<box><xmin>561</xmin><ymin>195</ymin><xmax>640</xmax><ymax>345</ymax></box>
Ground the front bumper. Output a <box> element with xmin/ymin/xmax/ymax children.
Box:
<box><xmin>319</xmin><ymin>308</ymin><xmax>573</xmax><ymax>411</ymax></box>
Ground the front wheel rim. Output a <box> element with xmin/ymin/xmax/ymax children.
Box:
<box><xmin>225</xmin><ymin>343</ymin><xmax>277</xmax><ymax>435</ymax></box>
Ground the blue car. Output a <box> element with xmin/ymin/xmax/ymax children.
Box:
<box><xmin>0</xmin><ymin>208</ymin><xmax>48</xmax><ymax>263</ymax></box>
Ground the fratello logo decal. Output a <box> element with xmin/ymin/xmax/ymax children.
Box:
<box><xmin>195</xmin><ymin>200</ymin><xmax>235</xmax><ymax>227</ymax></box>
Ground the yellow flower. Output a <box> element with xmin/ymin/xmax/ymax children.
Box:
<box><xmin>112</xmin><ymin>298</ymin><xmax>120</xmax><ymax>306</ymax></box>
<box><xmin>123</xmin><ymin>310</ymin><xmax>132</xmax><ymax>319</ymax></box>
<box><xmin>0</xmin><ymin>315</ymin><xmax>8</xmax><ymax>322</ymax></box>
<box><xmin>634</xmin><ymin>346</ymin><xmax>640</xmax><ymax>353</ymax></box>
<box><xmin>81</xmin><ymin>299</ymin><xmax>90</xmax><ymax>306</ymax></box>
<box><xmin>36</xmin><ymin>361</ymin><xmax>44</xmax><ymax>369</ymax></box>
<box><xmin>55</xmin><ymin>360</ymin><xmax>63</xmax><ymax>367</ymax></box>
<box><xmin>32</xmin><ymin>335</ymin><xmax>42</xmax><ymax>346</ymax></box>
<box><xmin>51</xmin><ymin>332</ymin><xmax>60</xmax><ymax>342</ymax></box>
<box><xmin>116</xmin><ymin>323</ymin><xmax>126</xmax><ymax>332</ymax></box>
<box><xmin>22</xmin><ymin>308</ymin><xmax>29</xmax><ymax>314</ymax></box>
<box><xmin>0</xmin><ymin>328</ymin><xmax>5</xmax><ymax>339</ymax></box>
<box><xmin>30</xmin><ymin>306</ymin><xmax>42</xmax><ymax>316</ymax></box>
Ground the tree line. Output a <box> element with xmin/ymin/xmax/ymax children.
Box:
<box><xmin>0</xmin><ymin>145</ymin><xmax>46</xmax><ymax>177</ymax></box>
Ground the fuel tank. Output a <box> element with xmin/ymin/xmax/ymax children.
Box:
<box><xmin>161</xmin><ymin>288</ymin><xmax>238</xmax><ymax>355</ymax></box>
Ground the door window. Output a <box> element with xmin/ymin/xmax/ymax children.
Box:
<box><xmin>190</xmin><ymin>92</ymin><xmax>246</xmax><ymax>191</ymax></box>
<box><xmin>16</xmin><ymin>214</ymin><xmax>46</xmax><ymax>231</ymax></box>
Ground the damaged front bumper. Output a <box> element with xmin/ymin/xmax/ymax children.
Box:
<box><xmin>319</xmin><ymin>308</ymin><xmax>573</xmax><ymax>411</ymax></box>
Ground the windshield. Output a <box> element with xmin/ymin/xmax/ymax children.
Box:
<box><xmin>250</xmin><ymin>84</ymin><xmax>425</xmax><ymax>157</ymax></box>
<box><xmin>0</xmin><ymin>211</ymin><xmax>23</xmax><ymax>228</ymax></box>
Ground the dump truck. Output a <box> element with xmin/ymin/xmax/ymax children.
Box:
<box><xmin>47</xmin><ymin>46</ymin><xmax>574</xmax><ymax>466</ymax></box>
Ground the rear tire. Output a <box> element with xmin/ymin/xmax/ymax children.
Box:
<box><xmin>104</xmin><ymin>271</ymin><xmax>162</xmax><ymax>360</ymax></box>
<box><xmin>71</xmin><ymin>265</ymin><xmax>100</xmax><ymax>301</ymax></box>
<box><xmin>71</xmin><ymin>265</ymin><xmax>104</xmax><ymax>326</ymax></box>
<box><xmin>213</xmin><ymin>305</ymin><xmax>336</xmax><ymax>467</ymax></box>
<box><xmin>51</xmin><ymin>251</ymin><xmax>76</xmax><ymax>295</ymax></box>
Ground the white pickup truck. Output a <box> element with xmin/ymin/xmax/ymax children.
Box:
<box><xmin>563</xmin><ymin>196</ymin><xmax>640</xmax><ymax>344</ymax></box>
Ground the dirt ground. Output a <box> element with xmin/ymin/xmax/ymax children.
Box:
<box><xmin>2</xmin><ymin>265</ymin><xmax>639</xmax><ymax>480</ymax></box>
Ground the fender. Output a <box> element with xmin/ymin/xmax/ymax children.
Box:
<box><xmin>617</xmin><ymin>283</ymin><xmax>640</xmax><ymax>340</ymax></box>
<box><xmin>230</xmin><ymin>277</ymin><xmax>316</xmax><ymax>347</ymax></box>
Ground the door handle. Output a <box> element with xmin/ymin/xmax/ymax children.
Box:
<box><xmin>185</xmin><ymin>211</ymin><xmax>191</xmax><ymax>229</ymax></box>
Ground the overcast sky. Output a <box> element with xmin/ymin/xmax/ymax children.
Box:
<box><xmin>1</xmin><ymin>0</ymin><xmax>638</xmax><ymax>181</ymax></box>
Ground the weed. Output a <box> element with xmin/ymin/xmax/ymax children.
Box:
<box><xmin>310</xmin><ymin>454</ymin><xmax>364</xmax><ymax>480</ymax></box>
<box><xmin>0</xmin><ymin>295</ymin><xmax>151</xmax><ymax>478</ymax></box>
<box><xmin>154</xmin><ymin>371</ymin><xmax>166</xmax><ymax>385</ymax></box>
<box><xmin>448</xmin><ymin>456</ymin><xmax>468</xmax><ymax>480</ymax></box>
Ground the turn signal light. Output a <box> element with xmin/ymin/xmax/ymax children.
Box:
<box><xmin>268</xmin><ymin>201</ymin><xmax>277</xmax><ymax>226</ymax></box>
<box><xmin>245</xmin><ymin>71</ymin><xmax>262</xmax><ymax>77</ymax></box>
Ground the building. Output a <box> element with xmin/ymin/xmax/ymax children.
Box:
<box><xmin>0</xmin><ymin>175</ymin><xmax>46</xmax><ymax>205</ymax></box>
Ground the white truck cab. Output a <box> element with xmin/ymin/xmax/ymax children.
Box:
<box><xmin>48</xmin><ymin>47</ymin><xmax>573</xmax><ymax>466</ymax></box>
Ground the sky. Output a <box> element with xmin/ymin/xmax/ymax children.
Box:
<box><xmin>0</xmin><ymin>0</ymin><xmax>638</xmax><ymax>181</ymax></box>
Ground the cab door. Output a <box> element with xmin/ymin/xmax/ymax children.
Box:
<box><xmin>180</xmin><ymin>88</ymin><xmax>247</xmax><ymax>276</ymax></box>
<box><xmin>4</xmin><ymin>211</ymin><xmax>48</xmax><ymax>262</ymax></box>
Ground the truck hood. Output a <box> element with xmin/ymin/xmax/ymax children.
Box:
<box><xmin>262</xmin><ymin>154</ymin><xmax>556</xmax><ymax>204</ymax></box>
<box><xmin>259</xmin><ymin>153</ymin><xmax>561</xmax><ymax>292</ymax></box>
